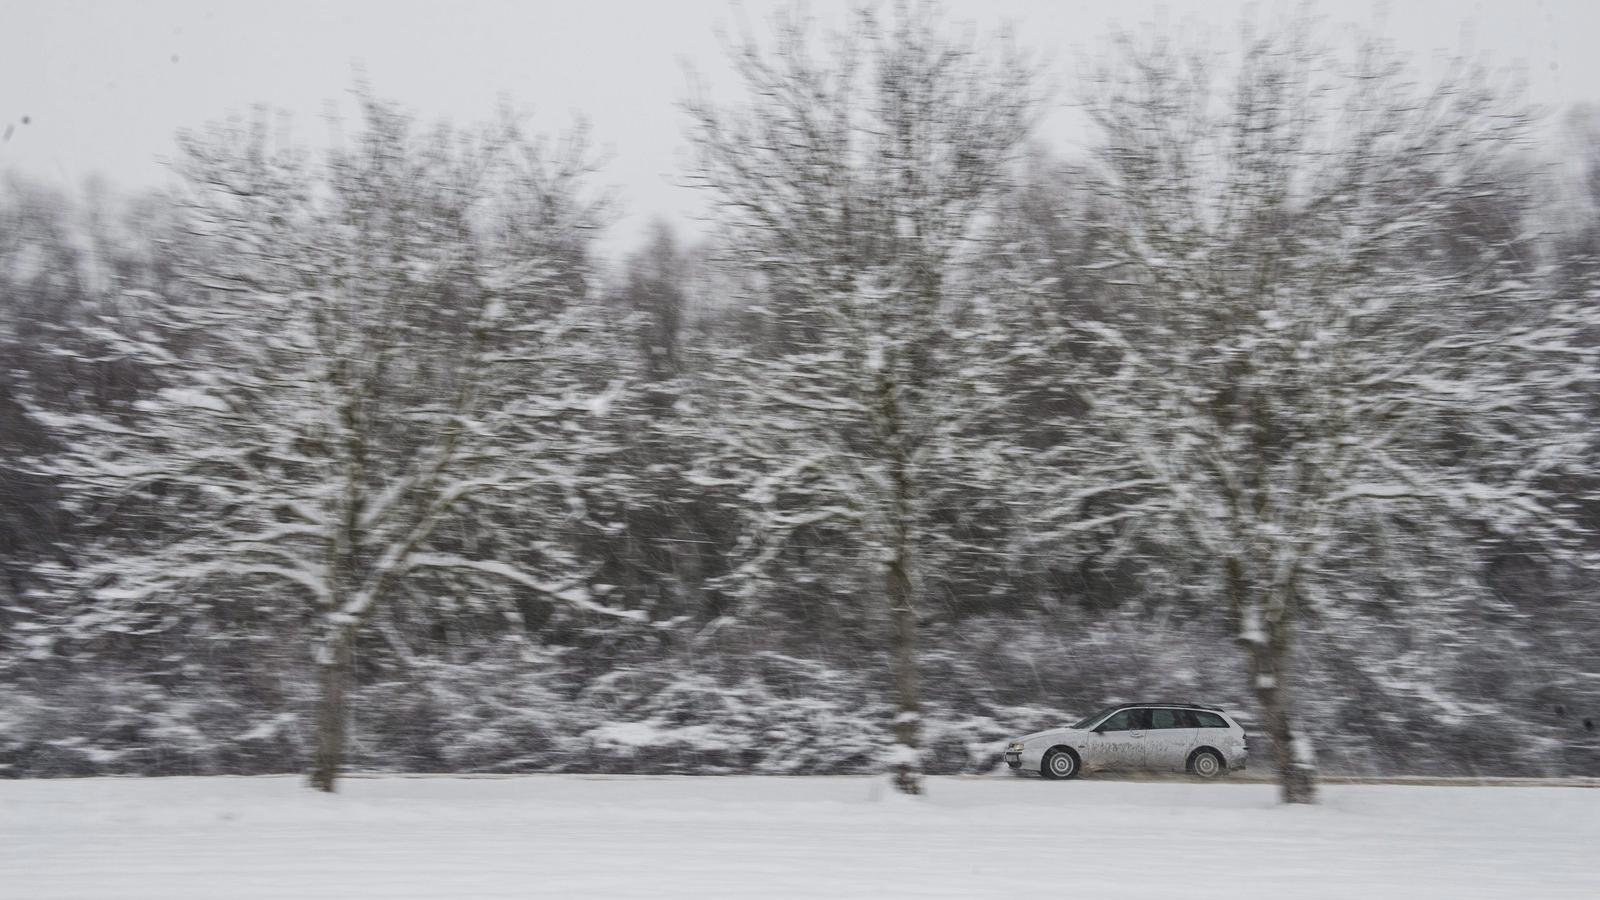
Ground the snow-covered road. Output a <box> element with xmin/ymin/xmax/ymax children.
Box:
<box><xmin>1</xmin><ymin>775</ymin><xmax>1593</xmax><ymax>899</ymax></box>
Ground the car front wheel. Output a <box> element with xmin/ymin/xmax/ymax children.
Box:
<box><xmin>1190</xmin><ymin>749</ymin><xmax>1225</xmax><ymax>780</ymax></box>
<box><xmin>1041</xmin><ymin>748</ymin><xmax>1079</xmax><ymax>780</ymax></box>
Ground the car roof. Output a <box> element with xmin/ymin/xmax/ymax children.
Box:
<box><xmin>1120</xmin><ymin>701</ymin><xmax>1226</xmax><ymax>712</ymax></box>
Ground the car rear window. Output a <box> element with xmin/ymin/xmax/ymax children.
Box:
<box><xmin>1193</xmin><ymin>711</ymin><xmax>1229</xmax><ymax>728</ymax></box>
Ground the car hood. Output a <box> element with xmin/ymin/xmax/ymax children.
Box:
<box><xmin>1015</xmin><ymin>727</ymin><xmax>1088</xmax><ymax>744</ymax></box>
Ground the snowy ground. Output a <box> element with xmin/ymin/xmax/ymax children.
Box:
<box><xmin>2</xmin><ymin>775</ymin><xmax>1594</xmax><ymax>899</ymax></box>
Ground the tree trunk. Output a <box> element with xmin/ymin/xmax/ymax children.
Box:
<box><xmin>880</xmin><ymin>368</ymin><xmax>922</xmax><ymax>796</ymax></box>
<box><xmin>887</xmin><ymin>521</ymin><xmax>922</xmax><ymax>795</ymax></box>
<box><xmin>1229</xmin><ymin>558</ymin><xmax>1316</xmax><ymax>804</ymax></box>
<box><xmin>309</xmin><ymin>630</ymin><xmax>353</xmax><ymax>793</ymax></box>
<box><xmin>1247</xmin><ymin>638</ymin><xmax>1317</xmax><ymax>804</ymax></box>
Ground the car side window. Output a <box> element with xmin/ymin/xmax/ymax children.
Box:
<box><xmin>1193</xmin><ymin>711</ymin><xmax>1228</xmax><ymax>729</ymax></box>
<box><xmin>1098</xmin><ymin>709</ymin><xmax>1134</xmax><ymax>731</ymax></box>
<box><xmin>1156</xmin><ymin>708</ymin><xmax>1199</xmax><ymax>728</ymax></box>
<box><xmin>1099</xmin><ymin>708</ymin><xmax>1155</xmax><ymax>731</ymax></box>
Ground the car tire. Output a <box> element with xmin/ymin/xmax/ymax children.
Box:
<box><xmin>1041</xmin><ymin>748</ymin><xmax>1079</xmax><ymax>780</ymax></box>
<box><xmin>1189</xmin><ymin>748</ymin><xmax>1225</xmax><ymax>780</ymax></box>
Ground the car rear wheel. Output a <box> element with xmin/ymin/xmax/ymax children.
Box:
<box><xmin>1042</xmin><ymin>748</ymin><xmax>1079</xmax><ymax>780</ymax></box>
<box><xmin>1190</xmin><ymin>749</ymin><xmax>1224</xmax><ymax>780</ymax></box>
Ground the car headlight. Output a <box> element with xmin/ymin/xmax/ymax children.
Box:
<box><xmin>1007</xmin><ymin>741</ymin><xmax>1024</xmax><ymax>752</ymax></box>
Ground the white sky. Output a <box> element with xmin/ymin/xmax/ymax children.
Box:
<box><xmin>3</xmin><ymin>0</ymin><xmax>1597</xmax><ymax>258</ymax></box>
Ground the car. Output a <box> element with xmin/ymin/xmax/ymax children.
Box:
<box><xmin>1003</xmin><ymin>702</ymin><xmax>1248</xmax><ymax>780</ymax></box>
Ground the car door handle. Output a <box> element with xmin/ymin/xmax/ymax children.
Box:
<box><xmin>1130</xmin><ymin>731</ymin><xmax>1145</xmax><ymax>738</ymax></box>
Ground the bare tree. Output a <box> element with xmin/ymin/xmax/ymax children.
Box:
<box><xmin>32</xmin><ymin>96</ymin><xmax>648</xmax><ymax>792</ymax></box>
<box><xmin>1073</xmin><ymin>23</ymin><xmax>1597</xmax><ymax>802</ymax></box>
<box><xmin>684</xmin><ymin>2</ymin><xmax>1038</xmax><ymax>793</ymax></box>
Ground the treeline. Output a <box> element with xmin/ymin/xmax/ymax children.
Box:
<box><xmin>3</xmin><ymin>7</ymin><xmax>1599</xmax><ymax>801</ymax></box>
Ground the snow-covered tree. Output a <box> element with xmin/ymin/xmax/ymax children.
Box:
<box><xmin>684</xmin><ymin>3</ymin><xmax>1038</xmax><ymax>793</ymax></box>
<box><xmin>1071</xmin><ymin>24</ymin><xmax>1598</xmax><ymax>802</ymax></box>
<box><xmin>29</xmin><ymin>96</ymin><xmax>649</xmax><ymax>791</ymax></box>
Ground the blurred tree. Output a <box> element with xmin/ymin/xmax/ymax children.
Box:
<box><xmin>29</xmin><ymin>95</ymin><xmax>651</xmax><ymax>791</ymax></box>
<box><xmin>1073</xmin><ymin>23</ymin><xmax>1597</xmax><ymax>802</ymax></box>
<box><xmin>684</xmin><ymin>2</ymin><xmax>1039</xmax><ymax>793</ymax></box>
<box><xmin>0</xmin><ymin>178</ymin><xmax>174</xmax><ymax>657</ymax></box>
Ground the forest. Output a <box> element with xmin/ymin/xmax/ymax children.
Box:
<box><xmin>3</xmin><ymin>6</ymin><xmax>1599</xmax><ymax>804</ymax></box>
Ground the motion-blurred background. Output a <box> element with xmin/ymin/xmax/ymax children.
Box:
<box><xmin>2</xmin><ymin>1</ymin><xmax>1598</xmax><ymax>798</ymax></box>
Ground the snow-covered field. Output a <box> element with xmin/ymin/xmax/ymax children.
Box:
<box><xmin>2</xmin><ymin>775</ymin><xmax>1594</xmax><ymax>899</ymax></box>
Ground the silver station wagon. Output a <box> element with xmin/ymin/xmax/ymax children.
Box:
<box><xmin>1004</xmin><ymin>702</ymin><xmax>1248</xmax><ymax>780</ymax></box>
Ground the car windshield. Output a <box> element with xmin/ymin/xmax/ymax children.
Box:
<box><xmin>1069</xmin><ymin>705</ymin><xmax>1122</xmax><ymax>729</ymax></box>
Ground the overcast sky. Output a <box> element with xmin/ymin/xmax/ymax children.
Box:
<box><xmin>3</xmin><ymin>0</ymin><xmax>1597</xmax><ymax>257</ymax></box>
